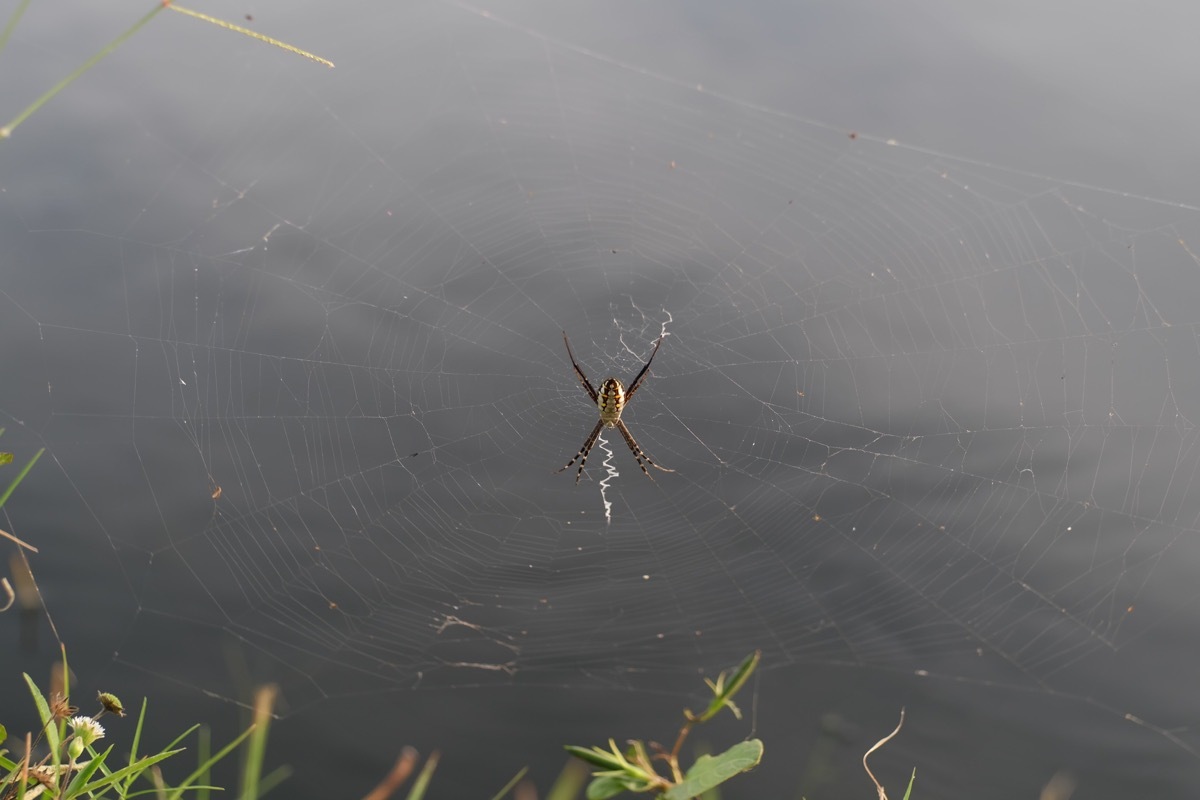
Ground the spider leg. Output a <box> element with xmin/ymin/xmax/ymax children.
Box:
<box><xmin>562</xmin><ymin>331</ymin><xmax>599</xmax><ymax>403</ymax></box>
<box><xmin>556</xmin><ymin>419</ymin><xmax>605</xmax><ymax>484</ymax></box>
<box><xmin>616</xmin><ymin>419</ymin><xmax>674</xmax><ymax>479</ymax></box>
<box><xmin>624</xmin><ymin>336</ymin><xmax>663</xmax><ymax>400</ymax></box>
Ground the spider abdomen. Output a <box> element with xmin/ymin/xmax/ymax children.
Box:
<box><xmin>598</xmin><ymin>378</ymin><xmax>626</xmax><ymax>426</ymax></box>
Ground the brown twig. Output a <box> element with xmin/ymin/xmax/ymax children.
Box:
<box><xmin>665</xmin><ymin>718</ymin><xmax>697</xmax><ymax>782</ymax></box>
<box><xmin>863</xmin><ymin>708</ymin><xmax>905</xmax><ymax>800</ymax></box>
<box><xmin>0</xmin><ymin>526</ymin><xmax>38</xmax><ymax>552</ymax></box>
<box><xmin>0</xmin><ymin>578</ymin><xmax>13</xmax><ymax>612</ymax></box>
<box><xmin>361</xmin><ymin>747</ymin><xmax>420</xmax><ymax>800</ymax></box>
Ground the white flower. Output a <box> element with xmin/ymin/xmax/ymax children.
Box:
<box><xmin>68</xmin><ymin>715</ymin><xmax>105</xmax><ymax>758</ymax></box>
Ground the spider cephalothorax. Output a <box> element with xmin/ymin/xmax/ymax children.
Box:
<box><xmin>557</xmin><ymin>332</ymin><xmax>674</xmax><ymax>484</ymax></box>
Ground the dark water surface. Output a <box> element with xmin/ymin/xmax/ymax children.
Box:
<box><xmin>3</xmin><ymin>1</ymin><xmax>1200</xmax><ymax>797</ymax></box>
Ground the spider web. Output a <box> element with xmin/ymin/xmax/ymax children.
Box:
<box><xmin>3</xmin><ymin>1</ymin><xmax>1200</xmax><ymax>797</ymax></box>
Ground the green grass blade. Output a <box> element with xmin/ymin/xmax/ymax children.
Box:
<box><xmin>239</xmin><ymin>685</ymin><xmax>277</xmax><ymax>800</ymax></box>
<box><xmin>79</xmin><ymin>749</ymin><xmax>183</xmax><ymax>795</ymax></box>
<box><xmin>167</xmin><ymin>724</ymin><xmax>256</xmax><ymax>800</ymax></box>
<box><xmin>166</xmin><ymin>5</ymin><xmax>333</xmax><ymax>68</ymax></box>
<box><xmin>120</xmin><ymin>697</ymin><xmax>150</xmax><ymax>795</ymax></box>
<box><xmin>0</xmin><ymin>6</ymin><xmax>165</xmax><ymax>138</ymax></box>
<box><xmin>545</xmin><ymin>759</ymin><xmax>589</xmax><ymax>800</ymax></box>
<box><xmin>196</xmin><ymin>723</ymin><xmax>211</xmax><ymax>800</ymax></box>
<box><xmin>126</xmin><ymin>788</ymin><xmax>221</xmax><ymax>800</ymax></box>
<box><xmin>488</xmin><ymin>765</ymin><xmax>528</xmax><ymax>800</ymax></box>
<box><xmin>404</xmin><ymin>752</ymin><xmax>439</xmax><ymax>800</ymax></box>
<box><xmin>0</xmin><ymin>0</ymin><xmax>34</xmax><ymax>54</ymax></box>
<box><xmin>161</xmin><ymin>723</ymin><xmax>203</xmax><ymax>753</ymax></box>
<box><xmin>0</xmin><ymin>448</ymin><xmax>43</xmax><ymax>509</ymax></box>
<box><xmin>255</xmin><ymin>764</ymin><xmax>293</xmax><ymax>797</ymax></box>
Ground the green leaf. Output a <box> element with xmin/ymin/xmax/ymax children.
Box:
<box><xmin>23</xmin><ymin>672</ymin><xmax>50</xmax><ymax>725</ymax></box>
<box><xmin>901</xmin><ymin>767</ymin><xmax>916</xmax><ymax>800</ymax></box>
<box><xmin>0</xmin><ymin>723</ymin><xmax>5</xmax><ymax>740</ymax></box>
<box><xmin>22</xmin><ymin>672</ymin><xmax>60</xmax><ymax>756</ymax></box>
<box><xmin>586</xmin><ymin>774</ymin><xmax>635</xmax><ymax>800</ymax></box>
<box><xmin>721</xmin><ymin>651</ymin><xmax>760</xmax><ymax>700</ymax></box>
<box><xmin>0</xmin><ymin>452</ymin><xmax>12</xmax><ymax>465</ymax></box>
<box><xmin>564</xmin><ymin>744</ymin><xmax>627</xmax><ymax>772</ymax></box>
<box><xmin>662</xmin><ymin>739</ymin><xmax>763</xmax><ymax>800</ymax></box>
<box><xmin>66</xmin><ymin>743</ymin><xmax>112</xmax><ymax>795</ymax></box>
<box><xmin>79</xmin><ymin>749</ymin><xmax>182</xmax><ymax>794</ymax></box>
<box><xmin>689</xmin><ymin>651</ymin><xmax>760</xmax><ymax>723</ymax></box>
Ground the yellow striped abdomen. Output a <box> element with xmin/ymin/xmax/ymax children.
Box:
<box><xmin>598</xmin><ymin>378</ymin><xmax>626</xmax><ymax>426</ymax></box>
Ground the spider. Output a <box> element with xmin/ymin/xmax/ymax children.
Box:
<box><xmin>557</xmin><ymin>331</ymin><xmax>675</xmax><ymax>484</ymax></box>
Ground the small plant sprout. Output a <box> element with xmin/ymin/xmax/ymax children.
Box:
<box><xmin>565</xmin><ymin>650</ymin><xmax>764</xmax><ymax>800</ymax></box>
<box><xmin>1</xmin><ymin>659</ymin><xmax>283</xmax><ymax>800</ymax></box>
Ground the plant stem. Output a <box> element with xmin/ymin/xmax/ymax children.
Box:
<box><xmin>1</xmin><ymin>4</ymin><xmax>166</xmax><ymax>138</ymax></box>
<box><xmin>667</xmin><ymin>718</ymin><xmax>697</xmax><ymax>783</ymax></box>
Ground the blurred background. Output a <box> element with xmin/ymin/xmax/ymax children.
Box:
<box><xmin>3</xmin><ymin>1</ymin><xmax>1200</xmax><ymax>797</ymax></box>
